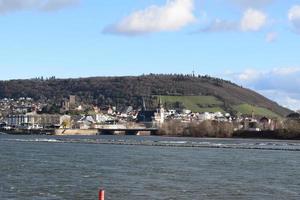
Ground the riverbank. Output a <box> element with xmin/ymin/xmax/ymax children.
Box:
<box><xmin>233</xmin><ymin>130</ymin><xmax>300</xmax><ymax>140</ymax></box>
<box><xmin>2</xmin><ymin>128</ymin><xmax>300</xmax><ymax>140</ymax></box>
<box><xmin>1</xmin><ymin>128</ymin><xmax>55</xmax><ymax>135</ymax></box>
<box><xmin>55</xmin><ymin>129</ymin><xmax>98</xmax><ymax>135</ymax></box>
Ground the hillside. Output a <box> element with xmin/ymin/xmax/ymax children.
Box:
<box><xmin>158</xmin><ymin>96</ymin><xmax>282</xmax><ymax>117</ymax></box>
<box><xmin>159</xmin><ymin>95</ymin><xmax>225</xmax><ymax>113</ymax></box>
<box><xmin>0</xmin><ymin>74</ymin><xmax>291</xmax><ymax>117</ymax></box>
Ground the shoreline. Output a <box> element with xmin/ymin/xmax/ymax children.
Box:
<box><xmin>2</xmin><ymin>128</ymin><xmax>300</xmax><ymax>140</ymax></box>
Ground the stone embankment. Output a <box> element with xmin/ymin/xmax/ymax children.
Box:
<box><xmin>55</xmin><ymin>129</ymin><xmax>98</xmax><ymax>135</ymax></box>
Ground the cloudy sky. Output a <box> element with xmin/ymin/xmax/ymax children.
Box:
<box><xmin>0</xmin><ymin>0</ymin><xmax>300</xmax><ymax>110</ymax></box>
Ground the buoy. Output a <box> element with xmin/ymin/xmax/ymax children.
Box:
<box><xmin>99</xmin><ymin>189</ymin><xmax>105</xmax><ymax>200</ymax></box>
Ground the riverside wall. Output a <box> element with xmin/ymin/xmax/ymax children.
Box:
<box><xmin>55</xmin><ymin>129</ymin><xmax>98</xmax><ymax>135</ymax></box>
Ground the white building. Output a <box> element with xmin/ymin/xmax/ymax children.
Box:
<box><xmin>77</xmin><ymin>115</ymin><xmax>96</xmax><ymax>129</ymax></box>
<box><xmin>6</xmin><ymin>114</ymin><xmax>60</xmax><ymax>129</ymax></box>
<box><xmin>154</xmin><ymin>104</ymin><xmax>165</xmax><ymax>124</ymax></box>
<box><xmin>198</xmin><ymin>112</ymin><xmax>215</xmax><ymax>121</ymax></box>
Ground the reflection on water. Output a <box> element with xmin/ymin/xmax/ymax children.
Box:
<box><xmin>1</xmin><ymin>134</ymin><xmax>300</xmax><ymax>200</ymax></box>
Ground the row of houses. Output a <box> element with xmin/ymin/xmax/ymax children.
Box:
<box><xmin>2</xmin><ymin>112</ymin><xmax>120</xmax><ymax>130</ymax></box>
<box><xmin>1</xmin><ymin>100</ymin><xmax>284</xmax><ymax>132</ymax></box>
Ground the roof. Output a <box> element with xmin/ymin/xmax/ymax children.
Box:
<box><xmin>286</xmin><ymin>112</ymin><xmax>300</xmax><ymax>119</ymax></box>
<box><xmin>78</xmin><ymin>115</ymin><xmax>96</xmax><ymax>123</ymax></box>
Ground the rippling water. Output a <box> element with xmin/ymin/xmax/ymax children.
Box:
<box><xmin>1</xmin><ymin>133</ymin><xmax>300</xmax><ymax>200</ymax></box>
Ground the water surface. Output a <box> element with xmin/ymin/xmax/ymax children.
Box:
<box><xmin>1</xmin><ymin>134</ymin><xmax>300</xmax><ymax>200</ymax></box>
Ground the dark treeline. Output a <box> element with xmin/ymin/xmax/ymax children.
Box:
<box><xmin>0</xmin><ymin>74</ymin><xmax>291</xmax><ymax>115</ymax></box>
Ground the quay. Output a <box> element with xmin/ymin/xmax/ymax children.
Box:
<box><xmin>1</xmin><ymin>126</ymin><xmax>159</xmax><ymax>136</ymax></box>
<box><xmin>1</xmin><ymin>128</ymin><xmax>55</xmax><ymax>135</ymax></box>
<box><xmin>98</xmin><ymin>127</ymin><xmax>158</xmax><ymax>135</ymax></box>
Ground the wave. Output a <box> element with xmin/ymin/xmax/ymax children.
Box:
<box><xmin>3</xmin><ymin>138</ymin><xmax>61</xmax><ymax>143</ymax></box>
<box><xmin>2</xmin><ymin>137</ymin><xmax>300</xmax><ymax>151</ymax></box>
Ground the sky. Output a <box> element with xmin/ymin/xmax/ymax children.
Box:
<box><xmin>0</xmin><ymin>0</ymin><xmax>300</xmax><ymax>110</ymax></box>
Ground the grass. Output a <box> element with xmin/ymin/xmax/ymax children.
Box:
<box><xmin>195</xmin><ymin>107</ymin><xmax>225</xmax><ymax>113</ymax></box>
<box><xmin>159</xmin><ymin>95</ymin><xmax>224</xmax><ymax>113</ymax></box>
<box><xmin>156</xmin><ymin>96</ymin><xmax>281</xmax><ymax>117</ymax></box>
<box><xmin>157</xmin><ymin>96</ymin><xmax>281</xmax><ymax>117</ymax></box>
<box><xmin>233</xmin><ymin>104</ymin><xmax>280</xmax><ymax>118</ymax></box>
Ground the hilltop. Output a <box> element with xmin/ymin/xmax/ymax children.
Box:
<box><xmin>0</xmin><ymin>74</ymin><xmax>291</xmax><ymax>117</ymax></box>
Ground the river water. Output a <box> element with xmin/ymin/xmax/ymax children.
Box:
<box><xmin>0</xmin><ymin>133</ymin><xmax>300</xmax><ymax>200</ymax></box>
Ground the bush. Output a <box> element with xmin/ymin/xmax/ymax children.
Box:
<box><xmin>157</xmin><ymin>120</ymin><xmax>186</xmax><ymax>136</ymax></box>
<box><xmin>158</xmin><ymin>120</ymin><xmax>234</xmax><ymax>138</ymax></box>
<box><xmin>277</xmin><ymin>119</ymin><xmax>300</xmax><ymax>139</ymax></box>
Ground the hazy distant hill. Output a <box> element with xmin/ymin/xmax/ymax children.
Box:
<box><xmin>0</xmin><ymin>74</ymin><xmax>291</xmax><ymax>117</ymax></box>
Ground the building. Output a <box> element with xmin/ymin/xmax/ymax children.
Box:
<box><xmin>241</xmin><ymin>118</ymin><xmax>261</xmax><ymax>132</ymax></box>
<box><xmin>6</xmin><ymin>114</ymin><xmax>60</xmax><ymax>129</ymax></box>
<box><xmin>137</xmin><ymin>111</ymin><xmax>155</xmax><ymax>122</ymax></box>
<box><xmin>198</xmin><ymin>112</ymin><xmax>215</xmax><ymax>121</ymax></box>
<box><xmin>287</xmin><ymin>112</ymin><xmax>300</xmax><ymax>120</ymax></box>
<box><xmin>61</xmin><ymin>100</ymin><xmax>70</xmax><ymax>112</ymax></box>
<box><xmin>259</xmin><ymin>116</ymin><xmax>272</xmax><ymax>130</ymax></box>
<box><xmin>77</xmin><ymin>115</ymin><xmax>96</xmax><ymax>129</ymax></box>
<box><xmin>154</xmin><ymin>102</ymin><xmax>165</xmax><ymax>124</ymax></box>
<box><xmin>69</xmin><ymin>95</ymin><xmax>76</xmax><ymax>108</ymax></box>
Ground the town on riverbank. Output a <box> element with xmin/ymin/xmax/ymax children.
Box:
<box><xmin>0</xmin><ymin>95</ymin><xmax>299</xmax><ymax>139</ymax></box>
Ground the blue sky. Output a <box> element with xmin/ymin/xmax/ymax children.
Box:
<box><xmin>1</xmin><ymin>0</ymin><xmax>300</xmax><ymax>110</ymax></box>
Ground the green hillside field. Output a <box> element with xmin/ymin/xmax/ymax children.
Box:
<box><xmin>159</xmin><ymin>95</ymin><xmax>225</xmax><ymax>113</ymax></box>
<box><xmin>159</xmin><ymin>96</ymin><xmax>281</xmax><ymax>118</ymax></box>
<box><xmin>233</xmin><ymin>104</ymin><xmax>281</xmax><ymax>118</ymax></box>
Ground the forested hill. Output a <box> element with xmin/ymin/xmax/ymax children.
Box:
<box><xmin>0</xmin><ymin>74</ymin><xmax>291</xmax><ymax>117</ymax></box>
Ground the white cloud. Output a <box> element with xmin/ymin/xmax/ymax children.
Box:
<box><xmin>230</xmin><ymin>0</ymin><xmax>274</xmax><ymax>9</ymax></box>
<box><xmin>237</xmin><ymin>69</ymin><xmax>262</xmax><ymax>81</ymax></box>
<box><xmin>240</xmin><ymin>8</ymin><xmax>267</xmax><ymax>31</ymax></box>
<box><xmin>198</xmin><ymin>19</ymin><xmax>238</xmax><ymax>32</ymax></box>
<box><xmin>0</xmin><ymin>0</ymin><xmax>79</xmax><ymax>14</ymax></box>
<box><xmin>199</xmin><ymin>8</ymin><xmax>267</xmax><ymax>33</ymax></box>
<box><xmin>104</xmin><ymin>0</ymin><xmax>196</xmax><ymax>35</ymax></box>
<box><xmin>284</xmin><ymin>96</ymin><xmax>300</xmax><ymax>111</ymax></box>
<box><xmin>272</xmin><ymin>67</ymin><xmax>300</xmax><ymax>75</ymax></box>
<box><xmin>288</xmin><ymin>5</ymin><xmax>300</xmax><ymax>33</ymax></box>
<box><xmin>265</xmin><ymin>32</ymin><xmax>277</xmax><ymax>43</ymax></box>
<box><xmin>226</xmin><ymin>67</ymin><xmax>300</xmax><ymax>110</ymax></box>
<box><xmin>258</xmin><ymin>90</ymin><xmax>300</xmax><ymax>111</ymax></box>
<box><xmin>42</xmin><ymin>0</ymin><xmax>79</xmax><ymax>11</ymax></box>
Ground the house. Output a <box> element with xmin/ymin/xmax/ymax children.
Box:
<box><xmin>137</xmin><ymin>110</ymin><xmax>155</xmax><ymax>122</ymax></box>
<box><xmin>182</xmin><ymin>109</ymin><xmax>192</xmax><ymax>114</ymax></box>
<box><xmin>77</xmin><ymin>115</ymin><xmax>96</xmax><ymax>129</ymax></box>
<box><xmin>6</xmin><ymin>114</ymin><xmax>60</xmax><ymax>129</ymax></box>
<box><xmin>241</xmin><ymin>118</ymin><xmax>261</xmax><ymax>132</ymax></box>
<box><xmin>95</xmin><ymin>114</ymin><xmax>115</xmax><ymax>123</ymax></box>
<box><xmin>198</xmin><ymin>112</ymin><xmax>215</xmax><ymax>121</ymax></box>
<box><xmin>107</xmin><ymin>106</ymin><xmax>114</xmax><ymax>115</ymax></box>
<box><xmin>287</xmin><ymin>112</ymin><xmax>300</xmax><ymax>120</ymax></box>
<box><xmin>259</xmin><ymin>116</ymin><xmax>271</xmax><ymax>130</ymax></box>
<box><xmin>123</xmin><ymin>106</ymin><xmax>133</xmax><ymax>114</ymax></box>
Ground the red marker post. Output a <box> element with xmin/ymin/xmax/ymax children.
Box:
<box><xmin>99</xmin><ymin>189</ymin><xmax>105</xmax><ymax>200</ymax></box>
